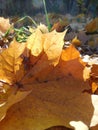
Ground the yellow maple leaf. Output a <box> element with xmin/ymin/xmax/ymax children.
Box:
<box><xmin>0</xmin><ymin>39</ymin><xmax>26</xmax><ymax>84</ymax></box>
<box><xmin>43</xmin><ymin>30</ymin><xmax>67</xmax><ymax>66</ymax></box>
<box><xmin>27</xmin><ymin>28</ymin><xmax>43</xmax><ymax>57</ymax></box>
<box><xmin>0</xmin><ymin>25</ymin><xmax>95</xmax><ymax>130</ymax></box>
<box><xmin>20</xmin><ymin>29</ymin><xmax>67</xmax><ymax>85</ymax></box>
<box><xmin>27</xmin><ymin>29</ymin><xmax>67</xmax><ymax>66</ymax></box>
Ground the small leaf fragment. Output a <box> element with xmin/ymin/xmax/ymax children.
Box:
<box><xmin>61</xmin><ymin>44</ymin><xmax>80</xmax><ymax>61</ymax></box>
<box><xmin>83</xmin><ymin>66</ymin><xmax>91</xmax><ymax>81</ymax></box>
<box><xmin>92</xmin><ymin>82</ymin><xmax>98</xmax><ymax>93</ymax></box>
<box><xmin>72</xmin><ymin>36</ymin><xmax>81</xmax><ymax>46</ymax></box>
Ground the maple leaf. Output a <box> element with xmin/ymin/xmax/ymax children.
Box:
<box><xmin>0</xmin><ymin>28</ymin><xmax>68</xmax><ymax>122</ymax></box>
<box><xmin>27</xmin><ymin>28</ymin><xmax>43</xmax><ymax>57</ymax></box>
<box><xmin>0</xmin><ymin>25</ymin><xmax>97</xmax><ymax>130</ymax></box>
<box><xmin>0</xmin><ymin>39</ymin><xmax>26</xmax><ymax>84</ymax></box>
<box><xmin>0</xmin><ymin>58</ymin><xmax>95</xmax><ymax>130</ymax></box>
<box><xmin>0</xmin><ymin>39</ymin><xmax>31</xmax><ymax>121</ymax></box>
<box><xmin>19</xmin><ymin>29</ymin><xmax>67</xmax><ymax>85</ymax></box>
<box><xmin>43</xmin><ymin>30</ymin><xmax>67</xmax><ymax>66</ymax></box>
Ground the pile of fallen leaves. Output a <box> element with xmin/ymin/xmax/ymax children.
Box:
<box><xmin>0</xmin><ymin>16</ymin><xmax>98</xmax><ymax>130</ymax></box>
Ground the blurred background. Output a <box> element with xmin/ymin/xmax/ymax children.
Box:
<box><xmin>0</xmin><ymin>0</ymin><xmax>98</xmax><ymax>17</ymax></box>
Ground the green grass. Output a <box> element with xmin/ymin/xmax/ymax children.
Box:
<box><xmin>42</xmin><ymin>0</ymin><xmax>51</xmax><ymax>31</ymax></box>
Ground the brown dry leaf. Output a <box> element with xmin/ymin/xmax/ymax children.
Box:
<box><xmin>85</xmin><ymin>17</ymin><xmax>98</xmax><ymax>33</ymax></box>
<box><xmin>0</xmin><ymin>17</ymin><xmax>11</xmax><ymax>33</ymax></box>
<box><xmin>71</xmin><ymin>36</ymin><xmax>81</xmax><ymax>46</ymax></box>
<box><xmin>91</xmin><ymin>64</ymin><xmax>98</xmax><ymax>77</ymax></box>
<box><xmin>61</xmin><ymin>44</ymin><xmax>80</xmax><ymax>61</ymax></box>
<box><xmin>91</xmin><ymin>124</ymin><xmax>98</xmax><ymax>130</ymax></box>
<box><xmin>51</xmin><ymin>21</ymin><xmax>68</xmax><ymax>32</ymax></box>
<box><xmin>83</xmin><ymin>64</ymin><xmax>98</xmax><ymax>93</ymax></box>
<box><xmin>90</xmin><ymin>64</ymin><xmax>98</xmax><ymax>93</ymax></box>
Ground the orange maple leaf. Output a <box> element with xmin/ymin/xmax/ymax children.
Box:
<box><xmin>61</xmin><ymin>44</ymin><xmax>80</xmax><ymax>61</ymax></box>
<box><xmin>0</xmin><ymin>26</ymin><xmax>93</xmax><ymax>130</ymax></box>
